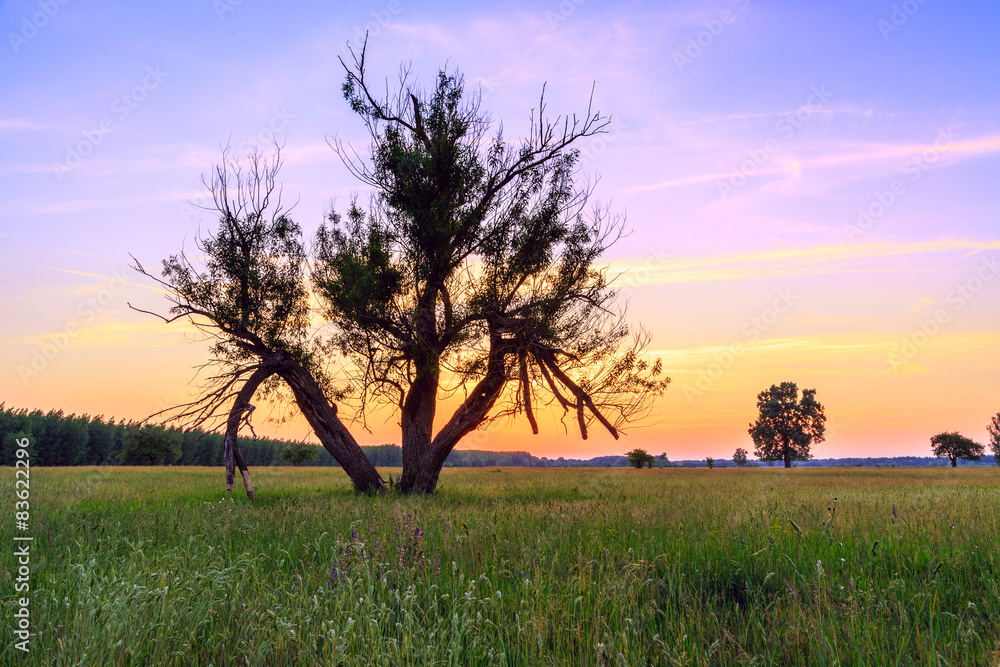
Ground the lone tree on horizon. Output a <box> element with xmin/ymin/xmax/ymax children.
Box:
<box><xmin>626</xmin><ymin>448</ymin><xmax>655</xmax><ymax>469</ymax></box>
<box><xmin>748</xmin><ymin>382</ymin><xmax>825</xmax><ymax>468</ymax></box>
<box><xmin>930</xmin><ymin>431</ymin><xmax>984</xmax><ymax>467</ymax></box>
<box><xmin>987</xmin><ymin>412</ymin><xmax>1000</xmax><ymax>464</ymax></box>
<box><xmin>132</xmin><ymin>44</ymin><xmax>669</xmax><ymax>496</ymax></box>
<box><xmin>732</xmin><ymin>447</ymin><xmax>748</xmax><ymax>467</ymax></box>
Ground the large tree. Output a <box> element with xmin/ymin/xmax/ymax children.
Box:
<box><xmin>748</xmin><ymin>382</ymin><xmax>825</xmax><ymax>468</ymax></box>
<box><xmin>134</xmin><ymin>47</ymin><xmax>668</xmax><ymax>495</ymax></box>
<box><xmin>132</xmin><ymin>147</ymin><xmax>385</xmax><ymax>497</ymax></box>
<box><xmin>930</xmin><ymin>431</ymin><xmax>984</xmax><ymax>467</ymax></box>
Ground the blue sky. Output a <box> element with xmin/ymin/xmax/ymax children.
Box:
<box><xmin>2</xmin><ymin>0</ymin><xmax>999</xmax><ymax>458</ymax></box>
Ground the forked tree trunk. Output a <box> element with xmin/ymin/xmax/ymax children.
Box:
<box><xmin>404</xmin><ymin>336</ymin><xmax>510</xmax><ymax>494</ymax></box>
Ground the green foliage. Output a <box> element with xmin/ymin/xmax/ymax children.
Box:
<box><xmin>987</xmin><ymin>413</ymin><xmax>1000</xmax><ymax>464</ymax></box>
<box><xmin>159</xmin><ymin>150</ymin><xmax>312</xmax><ymax>369</ymax></box>
<box><xmin>705</xmin><ymin>456</ymin><xmax>715</xmax><ymax>469</ymax></box>
<box><xmin>626</xmin><ymin>448</ymin><xmax>655</xmax><ymax>469</ymax></box>
<box><xmin>320</xmin><ymin>57</ymin><xmax>670</xmax><ymax>456</ymax></box>
<box><xmin>930</xmin><ymin>431</ymin><xmax>984</xmax><ymax>467</ymax></box>
<box><xmin>733</xmin><ymin>447</ymin><xmax>749</xmax><ymax>467</ymax></box>
<box><xmin>7</xmin><ymin>467</ymin><xmax>1000</xmax><ymax>665</ymax></box>
<box><xmin>121</xmin><ymin>425</ymin><xmax>183</xmax><ymax>465</ymax></box>
<box><xmin>277</xmin><ymin>441</ymin><xmax>320</xmax><ymax>467</ymax></box>
<box><xmin>748</xmin><ymin>382</ymin><xmax>826</xmax><ymax>468</ymax></box>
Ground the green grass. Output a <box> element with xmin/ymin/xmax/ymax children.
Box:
<box><xmin>2</xmin><ymin>466</ymin><xmax>999</xmax><ymax>665</ymax></box>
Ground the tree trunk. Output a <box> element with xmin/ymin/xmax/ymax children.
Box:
<box><xmin>407</xmin><ymin>334</ymin><xmax>510</xmax><ymax>494</ymax></box>
<box><xmin>399</xmin><ymin>362</ymin><xmax>439</xmax><ymax>492</ymax></box>
<box><xmin>950</xmin><ymin>456</ymin><xmax>957</xmax><ymax>467</ymax></box>
<box><xmin>223</xmin><ymin>365</ymin><xmax>273</xmax><ymax>500</ymax></box>
<box><xmin>783</xmin><ymin>451</ymin><xmax>792</xmax><ymax>468</ymax></box>
<box><xmin>276</xmin><ymin>354</ymin><xmax>386</xmax><ymax>493</ymax></box>
<box><xmin>398</xmin><ymin>295</ymin><xmax>441</xmax><ymax>493</ymax></box>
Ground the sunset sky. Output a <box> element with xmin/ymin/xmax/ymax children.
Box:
<box><xmin>2</xmin><ymin>0</ymin><xmax>998</xmax><ymax>460</ymax></box>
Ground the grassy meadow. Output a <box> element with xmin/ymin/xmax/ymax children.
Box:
<box><xmin>2</xmin><ymin>465</ymin><xmax>999</xmax><ymax>665</ymax></box>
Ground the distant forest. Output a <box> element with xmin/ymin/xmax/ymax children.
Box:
<box><xmin>0</xmin><ymin>404</ymin><xmax>994</xmax><ymax>468</ymax></box>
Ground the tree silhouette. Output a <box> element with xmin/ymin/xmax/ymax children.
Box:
<box><xmin>732</xmin><ymin>447</ymin><xmax>748</xmax><ymax>467</ymax></box>
<box><xmin>626</xmin><ymin>448</ymin><xmax>655</xmax><ymax>469</ymax></box>
<box><xmin>930</xmin><ymin>431</ymin><xmax>984</xmax><ymax>467</ymax></box>
<box><xmin>748</xmin><ymin>382</ymin><xmax>825</xmax><ymax>468</ymax></box>
<box><xmin>133</xmin><ymin>45</ymin><xmax>668</xmax><ymax>495</ymax></box>
<box><xmin>987</xmin><ymin>413</ymin><xmax>1000</xmax><ymax>465</ymax></box>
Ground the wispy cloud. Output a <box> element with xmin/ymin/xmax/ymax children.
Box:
<box><xmin>610</xmin><ymin>239</ymin><xmax>1000</xmax><ymax>285</ymax></box>
<box><xmin>629</xmin><ymin>133</ymin><xmax>1000</xmax><ymax>193</ymax></box>
<box><xmin>0</xmin><ymin>118</ymin><xmax>49</xmax><ymax>132</ymax></box>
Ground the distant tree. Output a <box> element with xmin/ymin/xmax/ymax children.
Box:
<box><xmin>748</xmin><ymin>382</ymin><xmax>826</xmax><ymax>468</ymax></box>
<box><xmin>930</xmin><ymin>431</ymin><xmax>984</xmax><ymax>467</ymax></box>
<box><xmin>654</xmin><ymin>452</ymin><xmax>670</xmax><ymax>468</ymax></box>
<box><xmin>278</xmin><ymin>442</ymin><xmax>320</xmax><ymax>467</ymax></box>
<box><xmin>705</xmin><ymin>457</ymin><xmax>715</xmax><ymax>469</ymax></box>
<box><xmin>626</xmin><ymin>448</ymin><xmax>655</xmax><ymax>469</ymax></box>
<box><xmin>733</xmin><ymin>447</ymin><xmax>749</xmax><ymax>467</ymax></box>
<box><xmin>85</xmin><ymin>415</ymin><xmax>118</xmax><ymax>464</ymax></box>
<box><xmin>121</xmin><ymin>425</ymin><xmax>182</xmax><ymax>465</ymax></box>
<box><xmin>988</xmin><ymin>413</ymin><xmax>1000</xmax><ymax>465</ymax></box>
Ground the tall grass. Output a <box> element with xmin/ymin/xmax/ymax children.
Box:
<box><xmin>2</xmin><ymin>466</ymin><xmax>998</xmax><ymax>665</ymax></box>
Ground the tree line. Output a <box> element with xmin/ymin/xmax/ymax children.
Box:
<box><xmin>0</xmin><ymin>404</ymin><xmax>550</xmax><ymax>468</ymax></box>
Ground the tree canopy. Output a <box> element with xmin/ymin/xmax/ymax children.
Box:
<box><xmin>278</xmin><ymin>442</ymin><xmax>321</xmax><ymax>467</ymax></box>
<box><xmin>626</xmin><ymin>448</ymin><xmax>655</xmax><ymax>469</ymax></box>
<box><xmin>133</xmin><ymin>46</ymin><xmax>669</xmax><ymax>495</ymax></box>
<box><xmin>930</xmin><ymin>431</ymin><xmax>984</xmax><ymax>467</ymax></box>
<box><xmin>121</xmin><ymin>425</ymin><xmax>182</xmax><ymax>465</ymax></box>
<box><xmin>732</xmin><ymin>447</ymin><xmax>749</xmax><ymax>467</ymax></box>
<box><xmin>748</xmin><ymin>382</ymin><xmax>825</xmax><ymax>468</ymax></box>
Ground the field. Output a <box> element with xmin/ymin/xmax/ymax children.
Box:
<box><xmin>3</xmin><ymin>466</ymin><xmax>999</xmax><ymax>666</ymax></box>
